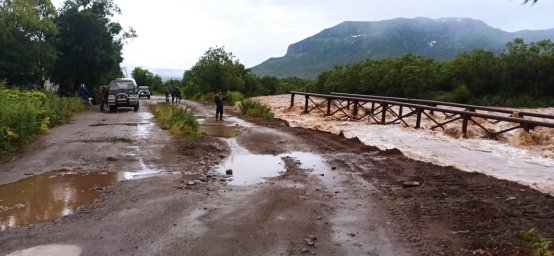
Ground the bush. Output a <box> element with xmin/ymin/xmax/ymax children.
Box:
<box><xmin>225</xmin><ymin>90</ymin><xmax>244</xmax><ymax>105</ymax></box>
<box><xmin>149</xmin><ymin>103</ymin><xmax>202</xmax><ymax>139</ymax></box>
<box><xmin>0</xmin><ymin>86</ymin><xmax>85</xmax><ymax>156</ymax></box>
<box><xmin>239</xmin><ymin>99</ymin><xmax>274</xmax><ymax>121</ymax></box>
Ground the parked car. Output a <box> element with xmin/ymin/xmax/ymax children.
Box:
<box><xmin>107</xmin><ymin>78</ymin><xmax>139</xmax><ymax>112</ymax></box>
<box><xmin>138</xmin><ymin>86</ymin><xmax>150</xmax><ymax>99</ymax></box>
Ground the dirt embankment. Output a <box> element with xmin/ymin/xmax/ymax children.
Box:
<box><xmin>0</xmin><ymin>98</ymin><xmax>553</xmax><ymax>256</ymax></box>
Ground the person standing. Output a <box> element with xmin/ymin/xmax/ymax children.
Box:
<box><xmin>170</xmin><ymin>87</ymin><xmax>176</xmax><ymax>103</ymax></box>
<box><xmin>164</xmin><ymin>87</ymin><xmax>170</xmax><ymax>103</ymax></box>
<box><xmin>175</xmin><ymin>87</ymin><xmax>182</xmax><ymax>104</ymax></box>
<box><xmin>100</xmin><ymin>85</ymin><xmax>108</xmax><ymax>112</ymax></box>
<box><xmin>78</xmin><ymin>84</ymin><xmax>89</xmax><ymax>106</ymax></box>
<box><xmin>214</xmin><ymin>90</ymin><xmax>226</xmax><ymax>121</ymax></box>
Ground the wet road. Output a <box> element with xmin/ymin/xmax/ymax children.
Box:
<box><xmin>1</xmin><ymin>97</ymin><xmax>412</xmax><ymax>255</ymax></box>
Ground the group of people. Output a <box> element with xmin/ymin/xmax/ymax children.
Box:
<box><xmin>79</xmin><ymin>83</ymin><xmax>227</xmax><ymax>120</ymax></box>
<box><xmin>164</xmin><ymin>87</ymin><xmax>182</xmax><ymax>103</ymax></box>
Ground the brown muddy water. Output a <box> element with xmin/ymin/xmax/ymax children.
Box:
<box><xmin>0</xmin><ymin>171</ymin><xmax>128</xmax><ymax>230</ymax></box>
<box><xmin>201</xmin><ymin>124</ymin><xmax>242</xmax><ymax>138</ymax></box>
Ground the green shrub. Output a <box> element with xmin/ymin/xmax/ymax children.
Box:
<box><xmin>239</xmin><ymin>99</ymin><xmax>274</xmax><ymax>121</ymax></box>
<box><xmin>517</xmin><ymin>228</ymin><xmax>553</xmax><ymax>256</ymax></box>
<box><xmin>225</xmin><ymin>90</ymin><xmax>244</xmax><ymax>105</ymax></box>
<box><xmin>149</xmin><ymin>103</ymin><xmax>202</xmax><ymax>139</ymax></box>
<box><xmin>0</xmin><ymin>86</ymin><xmax>85</xmax><ymax>157</ymax></box>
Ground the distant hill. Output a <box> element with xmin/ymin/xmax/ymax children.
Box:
<box><xmin>250</xmin><ymin>17</ymin><xmax>554</xmax><ymax>79</ymax></box>
<box><xmin>122</xmin><ymin>64</ymin><xmax>183</xmax><ymax>81</ymax></box>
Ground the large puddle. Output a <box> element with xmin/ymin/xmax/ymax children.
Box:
<box><xmin>0</xmin><ymin>170</ymin><xmax>152</xmax><ymax>231</ymax></box>
<box><xmin>217</xmin><ymin>139</ymin><xmax>330</xmax><ymax>186</ymax></box>
<box><xmin>201</xmin><ymin>124</ymin><xmax>243</xmax><ymax>138</ymax></box>
<box><xmin>6</xmin><ymin>244</ymin><xmax>82</xmax><ymax>256</ymax></box>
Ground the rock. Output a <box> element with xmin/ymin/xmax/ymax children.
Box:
<box><xmin>173</xmin><ymin>185</ymin><xmax>184</xmax><ymax>189</ymax></box>
<box><xmin>23</xmin><ymin>172</ymin><xmax>34</xmax><ymax>176</ymax></box>
<box><xmin>218</xmin><ymin>154</ymin><xmax>226</xmax><ymax>159</ymax></box>
<box><xmin>301</xmin><ymin>248</ymin><xmax>309</xmax><ymax>253</ymax></box>
<box><xmin>402</xmin><ymin>181</ymin><xmax>421</xmax><ymax>188</ymax></box>
<box><xmin>331</xmin><ymin>167</ymin><xmax>337</xmax><ymax>170</ymax></box>
<box><xmin>307</xmin><ymin>235</ymin><xmax>317</xmax><ymax>240</ymax></box>
<box><xmin>226</xmin><ymin>169</ymin><xmax>233</xmax><ymax>175</ymax></box>
<box><xmin>186</xmin><ymin>181</ymin><xmax>196</xmax><ymax>186</ymax></box>
<box><xmin>198</xmin><ymin>176</ymin><xmax>209</xmax><ymax>182</ymax></box>
<box><xmin>506</xmin><ymin>196</ymin><xmax>517</xmax><ymax>201</ymax></box>
<box><xmin>347</xmin><ymin>232</ymin><xmax>356</xmax><ymax>237</ymax></box>
<box><xmin>319</xmin><ymin>174</ymin><xmax>324</xmax><ymax>176</ymax></box>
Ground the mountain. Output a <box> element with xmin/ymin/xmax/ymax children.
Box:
<box><xmin>250</xmin><ymin>17</ymin><xmax>554</xmax><ymax>79</ymax></box>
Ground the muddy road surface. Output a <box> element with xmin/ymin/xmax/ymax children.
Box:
<box><xmin>1</xmin><ymin>97</ymin><xmax>553</xmax><ymax>256</ymax></box>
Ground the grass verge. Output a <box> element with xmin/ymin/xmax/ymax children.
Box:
<box><xmin>239</xmin><ymin>99</ymin><xmax>274</xmax><ymax>121</ymax></box>
<box><xmin>149</xmin><ymin>103</ymin><xmax>202</xmax><ymax>146</ymax></box>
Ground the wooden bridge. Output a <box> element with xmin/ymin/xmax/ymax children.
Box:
<box><xmin>289</xmin><ymin>91</ymin><xmax>554</xmax><ymax>139</ymax></box>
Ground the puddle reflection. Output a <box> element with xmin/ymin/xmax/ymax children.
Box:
<box><xmin>217</xmin><ymin>138</ymin><xmax>329</xmax><ymax>186</ymax></box>
<box><xmin>0</xmin><ymin>169</ymin><xmax>155</xmax><ymax>231</ymax></box>
<box><xmin>201</xmin><ymin>124</ymin><xmax>242</xmax><ymax>138</ymax></box>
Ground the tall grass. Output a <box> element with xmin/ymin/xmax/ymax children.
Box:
<box><xmin>0</xmin><ymin>86</ymin><xmax>85</xmax><ymax>157</ymax></box>
<box><xmin>239</xmin><ymin>99</ymin><xmax>274</xmax><ymax>121</ymax></box>
<box><xmin>149</xmin><ymin>103</ymin><xmax>202</xmax><ymax>140</ymax></box>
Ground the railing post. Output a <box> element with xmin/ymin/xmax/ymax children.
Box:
<box><xmin>462</xmin><ymin>114</ymin><xmax>469</xmax><ymax>137</ymax></box>
<box><xmin>326</xmin><ymin>97</ymin><xmax>331</xmax><ymax>116</ymax></box>
<box><xmin>371</xmin><ymin>102</ymin><xmax>375</xmax><ymax>115</ymax></box>
<box><xmin>415</xmin><ymin>108</ymin><xmax>422</xmax><ymax>128</ymax></box>
<box><xmin>381</xmin><ymin>103</ymin><xmax>388</xmax><ymax>124</ymax></box>
<box><xmin>304</xmin><ymin>95</ymin><xmax>309</xmax><ymax>113</ymax></box>
<box><xmin>290</xmin><ymin>93</ymin><xmax>295</xmax><ymax>108</ymax></box>
<box><xmin>353</xmin><ymin>100</ymin><xmax>359</xmax><ymax>119</ymax></box>
<box><xmin>430</xmin><ymin>104</ymin><xmax>436</xmax><ymax>115</ymax></box>
<box><xmin>347</xmin><ymin>100</ymin><xmax>350</xmax><ymax>110</ymax></box>
<box><xmin>399</xmin><ymin>106</ymin><xmax>403</xmax><ymax>119</ymax></box>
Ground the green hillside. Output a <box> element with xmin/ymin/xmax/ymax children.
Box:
<box><xmin>251</xmin><ymin>17</ymin><xmax>554</xmax><ymax>79</ymax></box>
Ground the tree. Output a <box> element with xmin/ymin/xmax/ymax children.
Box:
<box><xmin>183</xmin><ymin>46</ymin><xmax>246</xmax><ymax>96</ymax></box>
<box><xmin>132</xmin><ymin>67</ymin><xmax>162</xmax><ymax>92</ymax></box>
<box><xmin>51</xmin><ymin>0</ymin><xmax>135</xmax><ymax>95</ymax></box>
<box><xmin>0</xmin><ymin>0</ymin><xmax>58</xmax><ymax>86</ymax></box>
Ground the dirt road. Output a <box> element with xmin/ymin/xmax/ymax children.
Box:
<box><xmin>1</xmin><ymin>97</ymin><xmax>553</xmax><ymax>256</ymax></box>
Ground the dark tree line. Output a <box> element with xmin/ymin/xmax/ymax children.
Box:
<box><xmin>312</xmin><ymin>38</ymin><xmax>554</xmax><ymax>106</ymax></box>
<box><xmin>0</xmin><ymin>0</ymin><xmax>135</xmax><ymax>95</ymax></box>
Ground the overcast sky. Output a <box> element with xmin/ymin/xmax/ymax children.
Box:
<box><xmin>51</xmin><ymin>0</ymin><xmax>554</xmax><ymax>70</ymax></box>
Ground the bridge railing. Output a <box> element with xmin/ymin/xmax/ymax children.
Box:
<box><xmin>289</xmin><ymin>91</ymin><xmax>554</xmax><ymax>138</ymax></box>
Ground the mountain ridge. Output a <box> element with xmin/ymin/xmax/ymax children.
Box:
<box><xmin>250</xmin><ymin>17</ymin><xmax>554</xmax><ymax>79</ymax></box>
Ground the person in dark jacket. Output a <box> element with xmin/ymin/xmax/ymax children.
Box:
<box><xmin>78</xmin><ymin>84</ymin><xmax>89</xmax><ymax>106</ymax></box>
<box><xmin>175</xmin><ymin>88</ymin><xmax>182</xmax><ymax>103</ymax></box>
<box><xmin>214</xmin><ymin>90</ymin><xmax>226</xmax><ymax>120</ymax></box>
<box><xmin>170</xmin><ymin>87</ymin><xmax>176</xmax><ymax>103</ymax></box>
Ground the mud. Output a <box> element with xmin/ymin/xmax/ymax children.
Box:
<box><xmin>0</xmin><ymin>96</ymin><xmax>552</xmax><ymax>256</ymax></box>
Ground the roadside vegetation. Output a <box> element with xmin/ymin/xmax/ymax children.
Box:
<box><xmin>149</xmin><ymin>104</ymin><xmax>202</xmax><ymax>145</ymax></box>
<box><xmin>239</xmin><ymin>99</ymin><xmax>275</xmax><ymax>121</ymax></box>
<box><xmin>518</xmin><ymin>228</ymin><xmax>553</xmax><ymax>256</ymax></box>
<box><xmin>0</xmin><ymin>85</ymin><xmax>85</xmax><ymax>158</ymax></box>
